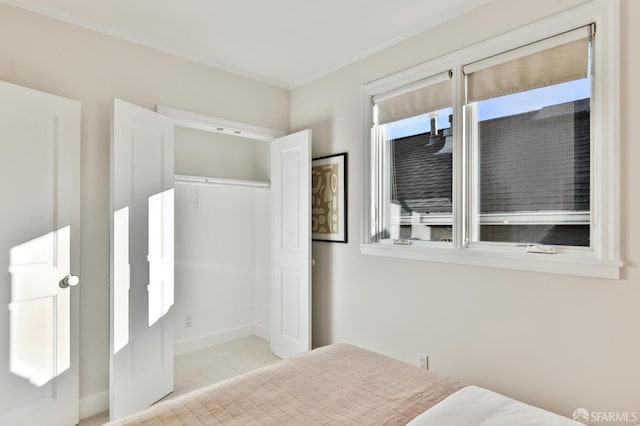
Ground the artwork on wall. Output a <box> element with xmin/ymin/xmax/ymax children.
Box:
<box><xmin>312</xmin><ymin>153</ymin><xmax>348</xmax><ymax>243</ymax></box>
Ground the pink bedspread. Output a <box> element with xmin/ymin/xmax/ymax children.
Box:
<box><xmin>108</xmin><ymin>343</ymin><xmax>464</xmax><ymax>425</ymax></box>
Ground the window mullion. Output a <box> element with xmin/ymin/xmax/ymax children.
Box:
<box><xmin>466</xmin><ymin>102</ymin><xmax>480</xmax><ymax>246</ymax></box>
<box><xmin>370</xmin><ymin>123</ymin><xmax>383</xmax><ymax>242</ymax></box>
<box><xmin>452</xmin><ymin>66</ymin><xmax>465</xmax><ymax>250</ymax></box>
<box><xmin>381</xmin><ymin>126</ymin><xmax>392</xmax><ymax>240</ymax></box>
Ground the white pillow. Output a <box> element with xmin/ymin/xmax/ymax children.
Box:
<box><xmin>407</xmin><ymin>386</ymin><xmax>584</xmax><ymax>426</ymax></box>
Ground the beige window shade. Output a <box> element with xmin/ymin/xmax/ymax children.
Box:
<box><xmin>464</xmin><ymin>25</ymin><xmax>592</xmax><ymax>103</ymax></box>
<box><xmin>373</xmin><ymin>71</ymin><xmax>452</xmax><ymax>125</ymax></box>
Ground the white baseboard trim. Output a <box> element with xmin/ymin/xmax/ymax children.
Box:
<box><xmin>254</xmin><ymin>323</ymin><xmax>270</xmax><ymax>341</ymax></box>
<box><xmin>79</xmin><ymin>390</ymin><xmax>109</xmax><ymax>420</ymax></box>
<box><xmin>174</xmin><ymin>324</ymin><xmax>255</xmax><ymax>356</ymax></box>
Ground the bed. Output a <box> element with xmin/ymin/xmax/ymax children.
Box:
<box><xmin>107</xmin><ymin>343</ymin><xmax>581</xmax><ymax>425</ymax></box>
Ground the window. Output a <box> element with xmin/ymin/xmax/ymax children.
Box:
<box><xmin>362</xmin><ymin>1</ymin><xmax>621</xmax><ymax>279</ymax></box>
<box><xmin>465</xmin><ymin>26</ymin><xmax>592</xmax><ymax>248</ymax></box>
<box><xmin>372</xmin><ymin>72</ymin><xmax>453</xmax><ymax>243</ymax></box>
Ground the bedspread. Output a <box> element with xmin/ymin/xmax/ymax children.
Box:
<box><xmin>108</xmin><ymin>343</ymin><xmax>463</xmax><ymax>425</ymax></box>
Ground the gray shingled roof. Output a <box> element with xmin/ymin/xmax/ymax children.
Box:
<box><xmin>390</xmin><ymin>131</ymin><xmax>452</xmax><ymax>214</ymax></box>
<box><xmin>390</xmin><ymin>99</ymin><xmax>590</xmax><ymax>215</ymax></box>
<box><xmin>479</xmin><ymin>98</ymin><xmax>590</xmax><ymax>213</ymax></box>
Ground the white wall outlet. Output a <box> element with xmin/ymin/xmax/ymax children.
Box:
<box><xmin>417</xmin><ymin>353</ymin><xmax>429</xmax><ymax>371</ymax></box>
<box><xmin>185</xmin><ymin>314</ymin><xmax>193</xmax><ymax>328</ymax></box>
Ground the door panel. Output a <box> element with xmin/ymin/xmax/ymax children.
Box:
<box><xmin>281</xmin><ymin>151</ymin><xmax>301</xmax><ymax>251</ymax></box>
<box><xmin>0</xmin><ymin>81</ymin><xmax>80</xmax><ymax>426</ymax></box>
<box><xmin>281</xmin><ymin>269</ymin><xmax>301</xmax><ymax>340</ymax></box>
<box><xmin>110</xmin><ymin>98</ymin><xmax>174</xmax><ymax>420</ymax></box>
<box><xmin>270</xmin><ymin>130</ymin><xmax>311</xmax><ymax>359</ymax></box>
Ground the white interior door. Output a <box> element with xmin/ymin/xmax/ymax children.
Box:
<box><xmin>0</xmin><ymin>81</ymin><xmax>80</xmax><ymax>426</ymax></box>
<box><xmin>110</xmin><ymin>98</ymin><xmax>175</xmax><ymax>420</ymax></box>
<box><xmin>270</xmin><ymin>130</ymin><xmax>312</xmax><ymax>358</ymax></box>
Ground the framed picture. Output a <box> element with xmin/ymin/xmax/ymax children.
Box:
<box><xmin>312</xmin><ymin>153</ymin><xmax>348</xmax><ymax>243</ymax></box>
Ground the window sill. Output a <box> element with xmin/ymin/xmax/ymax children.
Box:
<box><xmin>360</xmin><ymin>242</ymin><xmax>622</xmax><ymax>279</ymax></box>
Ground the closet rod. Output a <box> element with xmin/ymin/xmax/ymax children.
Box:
<box><xmin>174</xmin><ymin>174</ymin><xmax>270</xmax><ymax>189</ymax></box>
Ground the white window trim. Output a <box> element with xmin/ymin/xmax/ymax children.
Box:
<box><xmin>361</xmin><ymin>0</ymin><xmax>622</xmax><ymax>279</ymax></box>
<box><xmin>396</xmin><ymin>211</ymin><xmax>590</xmax><ymax>226</ymax></box>
<box><xmin>478</xmin><ymin>212</ymin><xmax>590</xmax><ymax>226</ymax></box>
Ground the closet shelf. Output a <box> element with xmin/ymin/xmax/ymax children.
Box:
<box><xmin>174</xmin><ymin>174</ymin><xmax>270</xmax><ymax>188</ymax></box>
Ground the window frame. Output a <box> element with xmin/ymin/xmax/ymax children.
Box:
<box><xmin>361</xmin><ymin>0</ymin><xmax>621</xmax><ymax>279</ymax></box>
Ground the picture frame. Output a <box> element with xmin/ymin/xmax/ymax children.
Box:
<box><xmin>312</xmin><ymin>152</ymin><xmax>348</xmax><ymax>243</ymax></box>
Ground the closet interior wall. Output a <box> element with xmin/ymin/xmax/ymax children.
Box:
<box><xmin>173</xmin><ymin>126</ymin><xmax>271</xmax><ymax>355</ymax></box>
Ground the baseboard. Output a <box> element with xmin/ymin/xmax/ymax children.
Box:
<box><xmin>254</xmin><ymin>323</ymin><xmax>270</xmax><ymax>340</ymax></box>
<box><xmin>174</xmin><ymin>324</ymin><xmax>255</xmax><ymax>356</ymax></box>
<box><xmin>79</xmin><ymin>390</ymin><xmax>109</xmax><ymax>420</ymax></box>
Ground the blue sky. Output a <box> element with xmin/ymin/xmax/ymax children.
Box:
<box><xmin>384</xmin><ymin>78</ymin><xmax>590</xmax><ymax>140</ymax></box>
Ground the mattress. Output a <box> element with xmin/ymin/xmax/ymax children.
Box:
<box><xmin>107</xmin><ymin>343</ymin><xmax>464</xmax><ymax>425</ymax></box>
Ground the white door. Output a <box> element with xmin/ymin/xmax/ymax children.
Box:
<box><xmin>0</xmin><ymin>81</ymin><xmax>80</xmax><ymax>426</ymax></box>
<box><xmin>110</xmin><ymin>99</ymin><xmax>175</xmax><ymax>420</ymax></box>
<box><xmin>270</xmin><ymin>130</ymin><xmax>312</xmax><ymax>358</ymax></box>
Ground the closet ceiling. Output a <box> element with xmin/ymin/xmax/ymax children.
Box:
<box><xmin>2</xmin><ymin>0</ymin><xmax>490</xmax><ymax>88</ymax></box>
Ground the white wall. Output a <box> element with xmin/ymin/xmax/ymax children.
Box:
<box><xmin>291</xmin><ymin>0</ymin><xmax>640</xmax><ymax>422</ymax></box>
<box><xmin>0</xmin><ymin>2</ymin><xmax>288</xmax><ymax>412</ymax></box>
<box><xmin>173</xmin><ymin>125</ymin><xmax>271</xmax><ymax>352</ymax></box>
<box><xmin>175</xmin><ymin>127</ymin><xmax>271</xmax><ymax>181</ymax></box>
<box><xmin>173</xmin><ymin>183</ymin><xmax>270</xmax><ymax>354</ymax></box>
<box><xmin>254</xmin><ymin>190</ymin><xmax>271</xmax><ymax>338</ymax></box>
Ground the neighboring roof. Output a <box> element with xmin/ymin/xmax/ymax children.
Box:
<box><xmin>479</xmin><ymin>98</ymin><xmax>590</xmax><ymax>213</ymax></box>
<box><xmin>391</xmin><ymin>132</ymin><xmax>452</xmax><ymax>214</ymax></box>
<box><xmin>389</xmin><ymin>98</ymin><xmax>590</xmax><ymax>215</ymax></box>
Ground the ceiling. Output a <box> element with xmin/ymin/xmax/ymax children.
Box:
<box><xmin>2</xmin><ymin>0</ymin><xmax>490</xmax><ymax>88</ymax></box>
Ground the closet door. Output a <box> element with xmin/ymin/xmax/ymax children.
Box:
<box><xmin>110</xmin><ymin>98</ymin><xmax>175</xmax><ymax>420</ymax></box>
<box><xmin>270</xmin><ymin>130</ymin><xmax>312</xmax><ymax>358</ymax></box>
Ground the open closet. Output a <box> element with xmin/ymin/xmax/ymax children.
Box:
<box><xmin>172</xmin><ymin>126</ymin><xmax>273</xmax><ymax>355</ymax></box>
<box><xmin>109</xmin><ymin>100</ymin><xmax>312</xmax><ymax>419</ymax></box>
<box><xmin>159</xmin><ymin>104</ymin><xmax>315</xmax><ymax>360</ymax></box>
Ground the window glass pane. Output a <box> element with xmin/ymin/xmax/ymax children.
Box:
<box><xmin>379</xmin><ymin>101</ymin><xmax>453</xmax><ymax>243</ymax></box>
<box><xmin>473</xmin><ymin>77</ymin><xmax>591</xmax><ymax>246</ymax></box>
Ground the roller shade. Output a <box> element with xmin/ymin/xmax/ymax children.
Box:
<box><xmin>464</xmin><ymin>25</ymin><xmax>592</xmax><ymax>103</ymax></box>
<box><xmin>373</xmin><ymin>71</ymin><xmax>452</xmax><ymax>125</ymax></box>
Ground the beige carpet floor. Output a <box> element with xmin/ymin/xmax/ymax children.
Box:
<box><xmin>79</xmin><ymin>336</ymin><xmax>280</xmax><ymax>425</ymax></box>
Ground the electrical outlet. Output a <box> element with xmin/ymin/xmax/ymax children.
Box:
<box><xmin>417</xmin><ymin>353</ymin><xmax>429</xmax><ymax>371</ymax></box>
<box><xmin>185</xmin><ymin>314</ymin><xmax>193</xmax><ymax>328</ymax></box>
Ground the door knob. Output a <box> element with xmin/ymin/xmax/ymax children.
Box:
<box><xmin>59</xmin><ymin>275</ymin><xmax>80</xmax><ymax>289</ymax></box>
